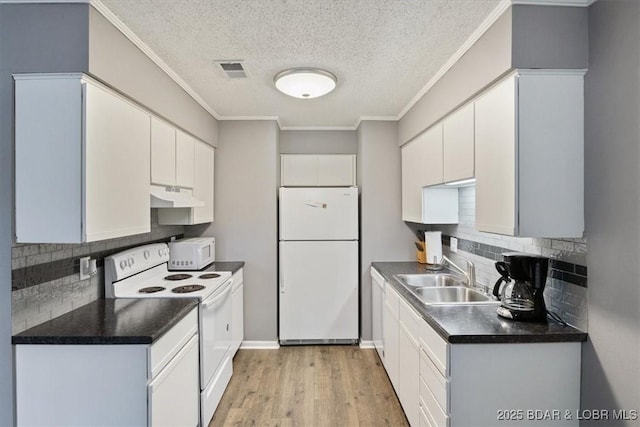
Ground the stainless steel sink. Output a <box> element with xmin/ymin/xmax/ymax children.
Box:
<box><xmin>412</xmin><ymin>286</ymin><xmax>500</xmax><ymax>305</ymax></box>
<box><xmin>393</xmin><ymin>273</ymin><xmax>500</xmax><ymax>306</ymax></box>
<box><xmin>394</xmin><ymin>273</ymin><xmax>463</xmax><ymax>287</ymax></box>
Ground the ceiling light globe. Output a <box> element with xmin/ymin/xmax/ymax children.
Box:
<box><xmin>274</xmin><ymin>68</ymin><xmax>337</xmax><ymax>99</ymax></box>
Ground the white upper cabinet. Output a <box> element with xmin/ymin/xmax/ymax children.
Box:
<box><xmin>420</xmin><ymin>123</ymin><xmax>444</xmax><ymax>187</ymax></box>
<box><xmin>474</xmin><ymin>71</ymin><xmax>584</xmax><ymax>237</ymax></box>
<box><xmin>402</xmin><ymin>123</ymin><xmax>458</xmax><ymax>224</ymax></box>
<box><xmin>401</xmin><ymin>139</ymin><xmax>424</xmax><ymax>223</ymax></box>
<box><xmin>158</xmin><ymin>139</ymin><xmax>214</xmax><ymax>225</ymax></box>
<box><xmin>192</xmin><ymin>141</ymin><xmax>214</xmax><ymax>224</ymax></box>
<box><xmin>281</xmin><ymin>154</ymin><xmax>356</xmax><ymax>186</ymax></box>
<box><xmin>150</xmin><ymin>118</ymin><xmax>176</xmax><ymax>187</ymax></box>
<box><xmin>151</xmin><ymin>119</ymin><xmax>195</xmax><ymax>189</ymax></box>
<box><xmin>15</xmin><ymin>74</ymin><xmax>151</xmax><ymax>243</ymax></box>
<box><xmin>176</xmin><ymin>130</ymin><xmax>195</xmax><ymax>188</ymax></box>
<box><xmin>443</xmin><ymin>102</ymin><xmax>474</xmax><ymax>183</ymax></box>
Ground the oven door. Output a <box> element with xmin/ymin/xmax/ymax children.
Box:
<box><xmin>199</xmin><ymin>278</ymin><xmax>233</xmax><ymax>387</ymax></box>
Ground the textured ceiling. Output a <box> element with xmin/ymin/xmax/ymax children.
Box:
<box><xmin>100</xmin><ymin>0</ymin><xmax>501</xmax><ymax>128</ymax></box>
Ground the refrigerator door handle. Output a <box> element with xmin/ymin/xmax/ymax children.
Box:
<box><xmin>305</xmin><ymin>200</ymin><xmax>326</xmax><ymax>208</ymax></box>
<box><xmin>280</xmin><ymin>275</ymin><xmax>284</xmax><ymax>293</ymax></box>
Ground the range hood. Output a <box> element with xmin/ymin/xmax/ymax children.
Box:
<box><xmin>150</xmin><ymin>185</ymin><xmax>204</xmax><ymax>208</ymax></box>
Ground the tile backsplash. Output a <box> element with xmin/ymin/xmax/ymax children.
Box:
<box><xmin>423</xmin><ymin>185</ymin><xmax>588</xmax><ymax>331</ymax></box>
<box><xmin>11</xmin><ymin>210</ymin><xmax>184</xmax><ymax>334</ymax></box>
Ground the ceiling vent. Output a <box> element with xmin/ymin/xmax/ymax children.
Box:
<box><xmin>215</xmin><ymin>60</ymin><xmax>248</xmax><ymax>79</ymax></box>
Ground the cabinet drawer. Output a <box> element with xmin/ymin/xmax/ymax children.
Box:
<box><xmin>419</xmin><ymin>404</ymin><xmax>434</xmax><ymax>427</ymax></box>
<box><xmin>420</xmin><ymin>347</ymin><xmax>449</xmax><ymax>413</ymax></box>
<box><xmin>149</xmin><ymin>308</ymin><xmax>198</xmax><ymax>378</ymax></box>
<box><xmin>420</xmin><ymin>319</ymin><xmax>448</xmax><ymax>376</ymax></box>
<box><xmin>371</xmin><ymin>267</ymin><xmax>385</xmax><ymax>287</ymax></box>
<box><xmin>420</xmin><ymin>376</ymin><xmax>449</xmax><ymax>427</ymax></box>
<box><xmin>384</xmin><ymin>285</ymin><xmax>400</xmax><ymax>318</ymax></box>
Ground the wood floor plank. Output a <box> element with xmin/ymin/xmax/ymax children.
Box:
<box><xmin>208</xmin><ymin>346</ymin><xmax>409</xmax><ymax>427</ymax></box>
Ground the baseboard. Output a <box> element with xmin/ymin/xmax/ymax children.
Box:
<box><xmin>239</xmin><ymin>341</ymin><xmax>280</xmax><ymax>350</ymax></box>
<box><xmin>359</xmin><ymin>340</ymin><xmax>375</xmax><ymax>349</ymax></box>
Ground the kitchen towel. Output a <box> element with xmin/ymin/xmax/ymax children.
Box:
<box><xmin>424</xmin><ymin>231</ymin><xmax>443</xmax><ymax>265</ymax></box>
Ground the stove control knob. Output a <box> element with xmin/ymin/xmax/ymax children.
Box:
<box><xmin>120</xmin><ymin>260</ymin><xmax>127</xmax><ymax>270</ymax></box>
<box><xmin>158</xmin><ymin>249</ymin><xmax>164</xmax><ymax>257</ymax></box>
<box><xmin>127</xmin><ymin>258</ymin><xmax>134</xmax><ymax>267</ymax></box>
<box><xmin>143</xmin><ymin>250</ymin><xmax>150</xmax><ymax>260</ymax></box>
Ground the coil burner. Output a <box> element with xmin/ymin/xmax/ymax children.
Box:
<box><xmin>138</xmin><ymin>286</ymin><xmax>166</xmax><ymax>294</ymax></box>
<box><xmin>172</xmin><ymin>285</ymin><xmax>205</xmax><ymax>294</ymax></box>
<box><xmin>164</xmin><ymin>274</ymin><xmax>193</xmax><ymax>281</ymax></box>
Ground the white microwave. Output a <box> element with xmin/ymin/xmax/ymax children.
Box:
<box><xmin>168</xmin><ymin>237</ymin><xmax>215</xmax><ymax>270</ymax></box>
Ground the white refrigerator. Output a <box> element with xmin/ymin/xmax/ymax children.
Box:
<box><xmin>279</xmin><ymin>187</ymin><xmax>359</xmax><ymax>344</ymax></box>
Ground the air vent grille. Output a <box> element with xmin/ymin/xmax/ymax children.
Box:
<box><xmin>215</xmin><ymin>60</ymin><xmax>248</xmax><ymax>79</ymax></box>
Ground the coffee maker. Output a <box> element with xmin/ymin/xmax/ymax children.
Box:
<box><xmin>492</xmin><ymin>253</ymin><xmax>549</xmax><ymax>322</ymax></box>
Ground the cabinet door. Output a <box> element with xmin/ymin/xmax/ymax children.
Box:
<box><xmin>399</xmin><ymin>325</ymin><xmax>420</xmax><ymax>427</ymax></box>
<box><xmin>281</xmin><ymin>154</ymin><xmax>318</xmax><ymax>186</ymax></box>
<box><xmin>382</xmin><ymin>302</ymin><xmax>399</xmax><ymax>390</ymax></box>
<box><xmin>419</xmin><ymin>123</ymin><xmax>444</xmax><ymax>187</ymax></box>
<box><xmin>176</xmin><ymin>130</ymin><xmax>195</xmax><ymax>188</ymax></box>
<box><xmin>84</xmin><ymin>82</ymin><xmax>151</xmax><ymax>242</ymax></box>
<box><xmin>474</xmin><ymin>75</ymin><xmax>517</xmax><ymax>235</ymax></box>
<box><xmin>231</xmin><ymin>281</ymin><xmax>244</xmax><ymax>356</ymax></box>
<box><xmin>382</xmin><ymin>288</ymin><xmax>400</xmax><ymax>391</ymax></box>
<box><xmin>401</xmin><ymin>141</ymin><xmax>423</xmax><ymax>223</ymax></box>
<box><xmin>193</xmin><ymin>141</ymin><xmax>214</xmax><ymax>224</ymax></box>
<box><xmin>443</xmin><ymin>102</ymin><xmax>474</xmax><ymax>183</ymax></box>
<box><xmin>371</xmin><ymin>269</ymin><xmax>384</xmax><ymax>361</ymax></box>
<box><xmin>151</xmin><ymin>117</ymin><xmax>176</xmax><ymax>186</ymax></box>
<box><xmin>317</xmin><ymin>154</ymin><xmax>355</xmax><ymax>186</ymax></box>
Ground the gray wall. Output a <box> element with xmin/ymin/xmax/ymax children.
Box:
<box><xmin>88</xmin><ymin>7</ymin><xmax>217</xmax><ymax>146</ymax></box>
<box><xmin>582</xmin><ymin>0</ymin><xmax>640</xmax><ymax>421</ymax></box>
<box><xmin>200</xmin><ymin>121</ymin><xmax>280</xmax><ymax>342</ymax></box>
<box><xmin>511</xmin><ymin>6</ymin><xmax>588</xmax><ymax>69</ymax></box>
<box><xmin>0</xmin><ymin>4</ymin><xmax>91</xmax><ymax>424</ymax></box>
<box><xmin>398</xmin><ymin>5</ymin><xmax>589</xmax><ymax>146</ymax></box>
<box><xmin>279</xmin><ymin>130</ymin><xmax>357</xmax><ymax>154</ymax></box>
<box><xmin>357</xmin><ymin>121</ymin><xmax>415</xmax><ymax>340</ymax></box>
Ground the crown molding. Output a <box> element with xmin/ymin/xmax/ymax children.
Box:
<box><xmin>397</xmin><ymin>0</ymin><xmax>512</xmax><ymax>120</ymax></box>
<box><xmin>511</xmin><ymin>0</ymin><xmax>595</xmax><ymax>6</ymax></box>
<box><xmin>89</xmin><ymin>0</ymin><xmax>221</xmax><ymax>120</ymax></box>
<box><xmin>279</xmin><ymin>125</ymin><xmax>358</xmax><ymax>131</ymax></box>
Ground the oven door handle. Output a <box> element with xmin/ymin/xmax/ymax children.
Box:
<box><xmin>200</xmin><ymin>281</ymin><xmax>233</xmax><ymax>309</ymax></box>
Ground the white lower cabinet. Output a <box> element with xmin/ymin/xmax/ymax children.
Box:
<box><xmin>382</xmin><ymin>284</ymin><xmax>400</xmax><ymax>389</ymax></box>
<box><xmin>374</xmin><ymin>269</ymin><xmax>581</xmax><ymax>427</ymax></box>
<box><xmin>15</xmin><ymin>309</ymin><xmax>199</xmax><ymax>427</ymax></box>
<box><xmin>399</xmin><ymin>299</ymin><xmax>421</xmax><ymax>427</ymax></box>
<box><xmin>231</xmin><ymin>268</ymin><xmax>244</xmax><ymax>356</ymax></box>
<box><xmin>371</xmin><ymin>268</ymin><xmax>385</xmax><ymax>361</ymax></box>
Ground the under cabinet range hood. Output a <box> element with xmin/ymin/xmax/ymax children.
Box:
<box><xmin>150</xmin><ymin>185</ymin><xmax>205</xmax><ymax>208</ymax></box>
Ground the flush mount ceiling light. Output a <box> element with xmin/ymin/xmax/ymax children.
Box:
<box><xmin>274</xmin><ymin>68</ymin><xmax>337</xmax><ymax>99</ymax></box>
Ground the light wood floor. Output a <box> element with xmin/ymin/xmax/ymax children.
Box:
<box><xmin>209</xmin><ymin>346</ymin><xmax>409</xmax><ymax>426</ymax></box>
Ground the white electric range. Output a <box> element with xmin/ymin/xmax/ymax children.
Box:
<box><xmin>105</xmin><ymin>242</ymin><xmax>234</xmax><ymax>427</ymax></box>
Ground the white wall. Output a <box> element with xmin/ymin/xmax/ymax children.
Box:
<box><xmin>582</xmin><ymin>0</ymin><xmax>640</xmax><ymax>420</ymax></box>
<box><xmin>280</xmin><ymin>130</ymin><xmax>357</xmax><ymax>154</ymax></box>
<box><xmin>88</xmin><ymin>6</ymin><xmax>218</xmax><ymax>146</ymax></box>
<box><xmin>357</xmin><ymin>121</ymin><xmax>415</xmax><ymax>340</ymax></box>
<box><xmin>199</xmin><ymin>121</ymin><xmax>280</xmax><ymax>342</ymax></box>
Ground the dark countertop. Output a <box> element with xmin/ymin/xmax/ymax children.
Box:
<box><xmin>202</xmin><ymin>261</ymin><xmax>244</xmax><ymax>274</ymax></box>
<box><xmin>12</xmin><ymin>298</ymin><xmax>198</xmax><ymax>345</ymax></box>
<box><xmin>372</xmin><ymin>262</ymin><xmax>587</xmax><ymax>344</ymax></box>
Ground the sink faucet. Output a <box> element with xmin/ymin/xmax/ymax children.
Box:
<box><xmin>440</xmin><ymin>255</ymin><xmax>476</xmax><ymax>289</ymax></box>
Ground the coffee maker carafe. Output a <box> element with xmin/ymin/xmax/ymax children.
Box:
<box><xmin>492</xmin><ymin>253</ymin><xmax>549</xmax><ymax>322</ymax></box>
